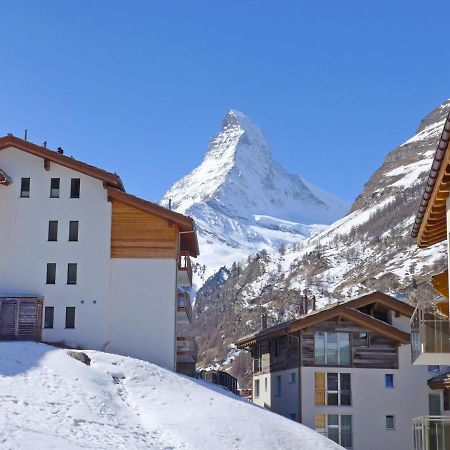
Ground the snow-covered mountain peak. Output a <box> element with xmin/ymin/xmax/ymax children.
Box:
<box><xmin>162</xmin><ymin>110</ymin><xmax>349</xmax><ymax>280</ymax></box>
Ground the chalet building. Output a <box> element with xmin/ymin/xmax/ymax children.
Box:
<box><xmin>411</xmin><ymin>109</ymin><xmax>450</xmax><ymax>448</ymax></box>
<box><xmin>0</xmin><ymin>134</ymin><xmax>199</xmax><ymax>373</ymax></box>
<box><xmin>236</xmin><ymin>291</ymin><xmax>432</xmax><ymax>450</ymax></box>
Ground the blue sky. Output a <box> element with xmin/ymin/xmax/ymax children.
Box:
<box><xmin>1</xmin><ymin>1</ymin><xmax>449</xmax><ymax>204</ymax></box>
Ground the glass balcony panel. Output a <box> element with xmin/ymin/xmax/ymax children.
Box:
<box><xmin>411</xmin><ymin>301</ymin><xmax>450</xmax><ymax>365</ymax></box>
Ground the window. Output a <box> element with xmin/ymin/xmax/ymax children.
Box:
<box><xmin>67</xmin><ymin>263</ymin><xmax>77</xmax><ymax>285</ymax></box>
<box><xmin>386</xmin><ymin>415</ymin><xmax>395</xmax><ymax>430</ymax></box>
<box><xmin>354</xmin><ymin>332</ymin><xmax>369</xmax><ymax>347</ymax></box>
<box><xmin>48</xmin><ymin>221</ymin><xmax>58</xmax><ymax>241</ymax></box>
<box><xmin>265</xmin><ymin>377</ymin><xmax>268</xmax><ymax>392</ymax></box>
<box><xmin>315</xmin><ymin>414</ymin><xmax>352</xmax><ymax>448</ymax></box>
<box><xmin>385</xmin><ymin>374</ymin><xmax>394</xmax><ymax>388</ymax></box>
<box><xmin>315</xmin><ymin>372</ymin><xmax>351</xmax><ymax>406</ymax></box>
<box><xmin>315</xmin><ymin>332</ymin><xmax>351</xmax><ymax>365</ymax></box>
<box><xmin>430</xmin><ymin>392</ymin><xmax>442</xmax><ymax>415</ymax></box>
<box><xmin>444</xmin><ymin>389</ymin><xmax>450</xmax><ymax>411</ymax></box>
<box><xmin>254</xmin><ymin>379</ymin><xmax>260</xmax><ymax>398</ymax></box>
<box><xmin>65</xmin><ymin>307</ymin><xmax>75</xmax><ymax>329</ymax></box>
<box><xmin>274</xmin><ymin>336</ymin><xmax>282</xmax><ymax>357</ymax></box>
<box><xmin>289</xmin><ymin>372</ymin><xmax>296</xmax><ymax>384</ymax></box>
<box><xmin>50</xmin><ymin>178</ymin><xmax>60</xmax><ymax>198</ymax></box>
<box><xmin>20</xmin><ymin>177</ymin><xmax>30</xmax><ymax>198</ymax></box>
<box><xmin>70</xmin><ymin>178</ymin><xmax>80</xmax><ymax>198</ymax></box>
<box><xmin>254</xmin><ymin>344</ymin><xmax>262</xmax><ymax>373</ymax></box>
<box><xmin>44</xmin><ymin>307</ymin><xmax>54</xmax><ymax>329</ymax></box>
<box><xmin>275</xmin><ymin>375</ymin><xmax>282</xmax><ymax>397</ymax></box>
<box><xmin>69</xmin><ymin>221</ymin><xmax>79</xmax><ymax>242</ymax></box>
<box><xmin>46</xmin><ymin>263</ymin><xmax>56</xmax><ymax>284</ymax></box>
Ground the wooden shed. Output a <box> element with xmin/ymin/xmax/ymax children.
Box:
<box><xmin>0</xmin><ymin>296</ymin><xmax>43</xmax><ymax>341</ymax></box>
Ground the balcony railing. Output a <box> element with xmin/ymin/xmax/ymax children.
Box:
<box><xmin>177</xmin><ymin>291</ymin><xmax>192</xmax><ymax>323</ymax></box>
<box><xmin>315</xmin><ymin>390</ymin><xmax>352</xmax><ymax>406</ymax></box>
<box><xmin>176</xmin><ymin>336</ymin><xmax>197</xmax><ymax>362</ymax></box>
<box><xmin>413</xmin><ymin>416</ymin><xmax>450</xmax><ymax>450</ymax></box>
<box><xmin>411</xmin><ymin>302</ymin><xmax>450</xmax><ymax>365</ymax></box>
<box><xmin>178</xmin><ymin>251</ymin><xmax>192</xmax><ymax>286</ymax></box>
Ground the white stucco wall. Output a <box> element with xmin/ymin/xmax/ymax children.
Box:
<box><xmin>253</xmin><ymin>372</ymin><xmax>271</xmax><ymax>408</ymax></box>
<box><xmin>108</xmin><ymin>258</ymin><xmax>177</xmax><ymax>370</ymax></box>
<box><xmin>0</xmin><ymin>147</ymin><xmax>112</xmax><ymax>348</ymax></box>
<box><xmin>270</xmin><ymin>368</ymin><xmax>300</xmax><ymax>420</ymax></box>
<box><xmin>301</xmin><ymin>344</ymin><xmax>430</xmax><ymax>450</ymax></box>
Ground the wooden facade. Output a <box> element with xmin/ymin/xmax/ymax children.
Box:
<box><xmin>0</xmin><ymin>297</ymin><xmax>43</xmax><ymax>341</ymax></box>
<box><xmin>239</xmin><ymin>293</ymin><xmax>412</xmax><ymax>374</ymax></box>
<box><xmin>110</xmin><ymin>199</ymin><xmax>178</xmax><ymax>258</ymax></box>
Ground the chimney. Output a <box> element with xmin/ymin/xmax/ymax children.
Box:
<box><xmin>24</xmin><ymin>129</ymin><xmax>28</xmax><ymax>141</ymax></box>
<box><xmin>168</xmin><ymin>198</ymin><xmax>172</xmax><ymax>210</ymax></box>
<box><xmin>261</xmin><ymin>314</ymin><xmax>267</xmax><ymax>331</ymax></box>
<box><xmin>57</xmin><ymin>147</ymin><xmax>64</xmax><ymax>154</ymax></box>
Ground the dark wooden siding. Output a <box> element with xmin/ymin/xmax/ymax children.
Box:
<box><xmin>0</xmin><ymin>297</ymin><xmax>43</xmax><ymax>341</ymax></box>
<box><xmin>301</xmin><ymin>318</ymin><xmax>398</xmax><ymax>369</ymax></box>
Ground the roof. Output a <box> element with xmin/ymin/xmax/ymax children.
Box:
<box><xmin>0</xmin><ymin>168</ymin><xmax>11</xmax><ymax>185</ymax></box>
<box><xmin>428</xmin><ymin>371</ymin><xmax>450</xmax><ymax>390</ymax></box>
<box><xmin>236</xmin><ymin>291</ymin><xmax>413</xmax><ymax>348</ymax></box>
<box><xmin>0</xmin><ymin>135</ymin><xmax>200</xmax><ymax>257</ymax></box>
<box><xmin>412</xmin><ymin>111</ymin><xmax>450</xmax><ymax>246</ymax></box>
<box><xmin>0</xmin><ymin>135</ymin><xmax>124</xmax><ymax>190</ymax></box>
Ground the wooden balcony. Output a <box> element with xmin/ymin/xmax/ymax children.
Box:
<box><xmin>177</xmin><ymin>251</ymin><xmax>192</xmax><ymax>286</ymax></box>
<box><xmin>176</xmin><ymin>336</ymin><xmax>197</xmax><ymax>363</ymax></box>
<box><xmin>176</xmin><ymin>291</ymin><xmax>192</xmax><ymax>324</ymax></box>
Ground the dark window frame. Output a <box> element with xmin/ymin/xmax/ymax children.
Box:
<box><xmin>46</xmin><ymin>263</ymin><xmax>56</xmax><ymax>284</ymax></box>
<box><xmin>69</xmin><ymin>221</ymin><xmax>79</xmax><ymax>242</ymax></box>
<box><xmin>20</xmin><ymin>177</ymin><xmax>30</xmax><ymax>198</ymax></box>
<box><xmin>385</xmin><ymin>415</ymin><xmax>395</xmax><ymax>430</ymax></box>
<box><xmin>67</xmin><ymin>263</ymin><xmax>77</xmax><ymax>285</ymax></box>
<box><xmin>48</xmin><ymin>220</ymin><xmax>58</xmax><ymax>242</ymax></box>
<box><xmin>50</xmin><ymin>178</ymin><xmax>60</xmax><ymax>198</ymax></box>
<box><xmin>385</xmin><ymin>374</ymin><xmax>394</xmax><ymax>388</ymax></box>
<box><xmin>65</xmin><ymin>307</ymin><xmax>75</xmax><ymax>329</ymax></box>
<box><xmin>44</xmin><ymin>306</ymin><xmax>54</xmax><ymax>329</ymax></box>
<box><xmin>70</xmin><ymin>178</ymin><xmax>80</xmax><ymax>198</ymax></box>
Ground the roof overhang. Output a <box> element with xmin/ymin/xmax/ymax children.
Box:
<box><xmin>412</xmin><ymin>112</ymin><xmax>450</xmax><ymax>247</ymax></box>
<box><xmin>0</xmin><ymin>168</ymin><xmax>11</xmax><ymax>186</ymax></box>
<box><xmin>432</xmin><ymin>271</ymin><xmax>449</xmax><ymax>299</ymax></box>
<box><xmin>107</xmin><ymin>187</ymin><xmax>199</xmax><ymax>257</ymax></box>
<box><xmin>288</xmin><ymin>306</ymin><xmax>410</xmax><ymax>344</ymax></box>
<box><xmin>0</xmin><ymin>135</ymin><xmax>124</xmax><ymax>190</ymax></box>
<box><xmin>235</xmin><ymin>292</ymin><xmax>413</xmax><ymax>349</ymax></box>
<box><xmin>428</xmin><ymin>372</ymin><xmax>450</xmax><ymax>390</ymax></box>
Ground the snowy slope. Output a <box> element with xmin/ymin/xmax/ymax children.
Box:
<box><xmin>162</xmin><ymin>110</ymin><xmax>349</xmax><ymax>281</ymax></box>
<box><xmin>0</xmin><ymin>342</ymin><xmax>343</xmax><ymax>450</ymax></box>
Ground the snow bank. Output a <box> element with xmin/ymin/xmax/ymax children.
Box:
<box><xmin>0</xmin><ymin>342</ymin><xmax>342</xmax><ymax>450</ymax></box>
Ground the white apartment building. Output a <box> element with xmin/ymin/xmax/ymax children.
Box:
<box><xmin>0</xmin><ymin>134</ymin><xmax>198</xmax><ymax>372</ymax></box>
<box><xmin>237</xmin><ymin>292</ymin><xmax>432</xmax><ymax>450</ymax></box>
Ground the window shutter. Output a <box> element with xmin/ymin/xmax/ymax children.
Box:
<box><xmin>315</xmin><ymin>372</ymin><xmax>325</xmax><ymax>405</ymax></box>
